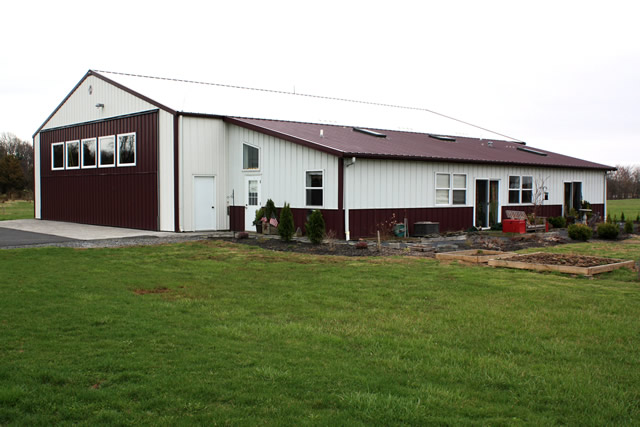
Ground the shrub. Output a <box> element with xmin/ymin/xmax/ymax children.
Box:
<box><xmin>264</xmin><ymin>199</ymin><xmax>277</xmax><ymax>221</ymax></box>
<box><xmin>613</xmin><ymin>215</ymin><xmax>618</xmax><ymax>224</ymax></box>
<box><xmin>548</xmin><ymin>216</ymin><xmax>567</xmax><ymax>229</ymax></box>
<box><xmin>624</xmin><ymin>220</ymin><xmax>634</xmax><ymax>234</ymax></box>
<box><xmin>490</xmin><ymin>222</ymin><xmax>502</xmax><ymax>231</ymax></box>
<box><xmin>305</xmin><ymin>210</ymin><xmax>325</xmax><ymax>244</ymax></box>
<box><xmin>621</xmin><ymin>212</ymin><xmax>625</xmax><ymax>222</ymax></box>
<box><xmin>606</xmin><ymin>213</ymin><xmax>612</xmax><ymax>223</ymax></box>
<box><xmin>278</xmin><ymin>203</ymin><xmax>294</xmax><ymax>242</ymax></box>
<box><xmin>253</xmin><ymin>207</ymin><xmax>265</xmax><ymax>226</ymax></box>
<box><xmin>568</xmin><ymin>223</ymin><xmax>592</xmax><ymax>241</ymax></box>
<box><xmin>637</xmin><ymin>213</ymin><xmax>640</xmax><ymax>223</ymax></box>
<box><xmin>597</xmin><ymin>222</ymin><xmax>619</xmax><ymax>240</ymax></box>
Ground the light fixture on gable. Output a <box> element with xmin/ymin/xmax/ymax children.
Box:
<box><xmin>95</xmin><ymin>103</ymin><xmax>104</xmax><ymax>109</ymax></box>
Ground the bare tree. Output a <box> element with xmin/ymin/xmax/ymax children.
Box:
<box><xmin>0</xmin><ymin>133</ymin><xmax>33</xmax><ymax>193</ymax></box>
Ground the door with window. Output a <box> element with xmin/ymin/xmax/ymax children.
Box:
<box><xmin>475</xmin><ymin>179</ymin><xmax>500</xmax><ymax>228</ymax></box>
<box><xmin>194</xmin><ymin>176</ymin><xmax>216</xmax><ymax>231</ymax></box>
<box><xmin>245</xmin><ymin>176</ymin><xmax>261</xmax><ymax>231</ymax></box>
<box><xmin>564</xmin><ymin>182</ymin><xmax>582</xmax><ymax>215</ymax></box>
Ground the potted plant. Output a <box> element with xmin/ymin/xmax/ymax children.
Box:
<box><xmin>253</xmin><ymin>207</ymin><xmax>264</xmax><ymax>233</ymax></box>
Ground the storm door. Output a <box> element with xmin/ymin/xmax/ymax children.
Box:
<box><xmin>475</xmin><ymin>179</ymin><xmax>500</xmax><ymax>228</ymax></box>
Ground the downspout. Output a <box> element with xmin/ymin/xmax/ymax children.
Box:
<box><xmin>344</xmin><ymin>156</ymin><xmax>356</xmax><ymax>241</ymax></box>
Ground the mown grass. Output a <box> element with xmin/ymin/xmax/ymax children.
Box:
<box><xmin>608</xmin><ymin>199</ymin><xmax>640</xmax><ymax>221</ymax></box>
<box><xmin>0</xmin><ymin>199</ymin><xmax>34</xmax><ymax>221</ymax></box>
<box><xmin>1</xmin><ymin>239</ymin><xmax>639</xmax><ymax>425</ymax></box>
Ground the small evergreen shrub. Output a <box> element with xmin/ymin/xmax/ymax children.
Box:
<box><xmin>568</xmin><ymin>223</ymin><xmax>592</xmax><ymax>241</ymax></box>
<box><xmin>253</xmin><ymin>207</ymin><xmax>265</xmax><ymax>226</ymax></box>
<box><xmin>305</xmin><ymin>210</ymin><xmax>325</xmax><ymax>244</ymax></box>
<box><xmin>490</xmin><ymin>222</ymin><xmax>502</xmax><ymax>231</ymax></box>
<box><xmin>278</xmin><ymin>203</ymin><xmax>294</xmax><ymax>242</ymax></box>
<box><xmin>548</xmin><ymin>216</ymin><xmax>567</xmax><ymax>229</ymax></box>
<box><xmin>264</xmin><ymin>199</ymin><xmax>277</xmax><ymax>220</ymax></box>
<box><xmin>621</xmin><ymin>212</ymin><xmax>625</xmax><ymax>222</ymax></box>
<box><xmin>637</xmin><ymin>213</ymin><xmax>640</xmax><ymax>223</ymax></box>
<box><xmin>613</xmin><ymin>215</ymin><xmax>618</xmax><ymax>223</ymax></box>
<box><xmin>606</xmin><ymin>213</ymin><xmax>612</xmax><ymax>223</ymax></box>
<box><xmin>624</xmin><ymin>220</ymin><xmax>634</xmax><ymax>234</ymax></box>
<box><xmin>597</xmin><ymin>222</ymin><xmax>619</xmax><ymax>240</ymax></box>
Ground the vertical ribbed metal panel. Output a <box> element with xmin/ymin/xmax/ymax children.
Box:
<box><xmin>39</xmin><ymin>111</ymin><xmax>158</xmax><ymax>230</ymax></box>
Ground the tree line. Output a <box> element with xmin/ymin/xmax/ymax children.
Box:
<box><xmin>607</xmin><ymin>165</ymin><xmax>640</xmax><ymax>199</ymax></box>
<box><xmin>0</xmin><ymin>133</ymin><xmax>33</xmax><ymax>198</ymax></box>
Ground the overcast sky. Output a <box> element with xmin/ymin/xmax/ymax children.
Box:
<box><xmin>2</xmin><ymin>0</ymin><xmax>638</xmax><ymax>167</ymax></box>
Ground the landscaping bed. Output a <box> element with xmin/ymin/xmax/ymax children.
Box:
<box><xmin>488</xmin><ymin>252</ymin><xmax>635</xmax><ymax>276</ymax></box>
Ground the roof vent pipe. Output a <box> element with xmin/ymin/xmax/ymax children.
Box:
<box><xmin>487</xmin><ymin>141</ymin><xmax>493</xmax><ymax>147</ymax></box>
<box><xmin>320</xmin><ymin>129</ymin><xmax>324</xmax><ymax>138</ymax></box>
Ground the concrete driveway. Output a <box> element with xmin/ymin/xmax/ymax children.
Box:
<box><xmin>0</xmin><ymin>219</ymin><xmax>176</xmax><ymax>248</ymax></box>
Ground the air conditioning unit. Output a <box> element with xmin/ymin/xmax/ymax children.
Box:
<box><xmin>413</xmin><ymin>221</ymin><xmax>439</xmax><ymax>236</ymax></box>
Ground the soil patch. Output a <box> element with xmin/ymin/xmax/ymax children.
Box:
<box><xmin>133</xmin><ymin>287</ymin><xmax>171</xmax><ymax>295</ymax></box>
<box><xmin>505</xmin><ymin>253</ymin><xmax>621</xmax><ymax>267</ymax></box>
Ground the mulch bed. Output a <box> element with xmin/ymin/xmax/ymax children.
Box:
<box><xmin>504</xmin><ymin>253</ymin><xmax>621</xmax><ymax>267</ymax></box>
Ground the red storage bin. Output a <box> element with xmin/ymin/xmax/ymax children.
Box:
<box><xmin>502</xmin><ymin>219</ymin><xmax>526</xmax><ymax>234</ymax></box>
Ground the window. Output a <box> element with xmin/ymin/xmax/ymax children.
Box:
<box><xmin>99</xmin><ymin>135</ymin><xmax>115</xmax><ymax>168</ymax></box>
<box><xmin>243</xmin><ymin>144</ymin><xmax>259</xmax><ymax>170</ymax></box>
<box><xmin>81</xmin><ymin>138</ymin><xmax>97</xmax><ymax>168</ymax></box>
<box><xmin>117</xmin><ymin>132</ymin><xmax>136</xmax><ymax>166</ymax></box>
<box><xmin>66</xmin><ymin>140</ymin><xmax>80</xmax><ymax>169</ymax></box>
<box><xmin>435</xmin><ymin>173</ymin><xmax>466</xmax><ymax>205</ymax></box>
<box><xmin>52</xmin><ymin>142</ymin><xmax>64</xmax><ymax>170</ymax></box>
<box><xmin>509</xmin><ymin>175</ymin><xmax>533</xmax><ymax>204</ymax></box>
<box><xmin>305</xmin><ymin>171</ymin><xmax>323</xmax><ymax>206</ymax></box>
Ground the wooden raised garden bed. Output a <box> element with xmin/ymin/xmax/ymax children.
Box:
<box><xmin>488</xmin><ymin>252</ymin><xmax>635</xmax><ymax>276</ymax></box>
<box><xmin>435</xmin><ymin>249</ymin><xmax>516</xmax><ymax>264</ymax></box>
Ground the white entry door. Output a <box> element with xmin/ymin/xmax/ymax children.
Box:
<box><xmin>194</xmin><ymin>176</ymin><xmax>216</xmax><ymax>231</ymax></box>
<box><xmin>245</xmin><ymin>176</ymin><xmax>261</xmax><ymax>231</ymax></box>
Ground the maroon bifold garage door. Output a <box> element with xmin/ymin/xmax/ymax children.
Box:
<box><xmin>39</xmin><ymin>111</ymin><xmax>159</xmax><ymax>230</ymax></box>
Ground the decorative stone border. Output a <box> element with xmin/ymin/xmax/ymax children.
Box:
<box><xmin>435</xmin><ymin>249</ymin><xmax>516</xmax><ymax>264</ymax></box>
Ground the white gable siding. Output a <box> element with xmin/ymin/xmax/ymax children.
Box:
<box><xmin>346</xmin><ymin>159</ymin><xmax>606</xmax><ymax>210</ymax></box>
<box><xmin>41</xmin><ymin>75</ymin><xmax>158</xmax><ymax>130</ymax></box>
<box><xmin>227</xmin><ymin>125</ymin><xmax>339</xmax><ymax>210</ymax></box>
<box><xmin>179</xmin><ymin>117</ymin><xmax>228</xmax><ymax>231</ymax></box>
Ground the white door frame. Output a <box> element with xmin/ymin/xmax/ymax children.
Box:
<box><xmin>193</xmin><ymin>175</ymin><xmax>216</xmax><ymax>231</ymax></box>
<box><xmin>245</xmin><ymin>175</ymin><xmax>262</xmax><ymax>231</ymax></box>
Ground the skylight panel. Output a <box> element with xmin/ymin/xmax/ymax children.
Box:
<box><xmin>517</xmin><ymin>146</ymin><xmax>547</xmax><ymax>156</ymax></box>
<box><xmin>428</xmin><ymin>134</ymin><xmax>456</xmax><ymax>142</ymax></box>
<box><xmin>353</xmin><ymin>127</ymin><xmax>386</xmax><ymax>138</ymax></box>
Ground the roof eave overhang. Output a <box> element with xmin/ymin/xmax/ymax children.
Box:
<box><xmin>343</xmin><ymin>152</ymin><xmax>615</xmax><ymax>170</ymax></box>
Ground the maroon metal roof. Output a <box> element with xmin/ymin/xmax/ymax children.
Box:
<box><xmin>225</xmin><ymin>117</ymin><xmax>614</xmax><ymax>170</ymax></box>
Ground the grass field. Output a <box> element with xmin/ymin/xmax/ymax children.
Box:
<box><xmin>1</xmin><ymin>239</ymin><xmax>640</xmax><ymax>424</ymax></box>
<box><xmin>608</xmin><ymin>199</ymin><xmax>640</xmax><ymax>222</ymax></box>
<box><xmin>0</xmin><ymin>200</ymin><xmax>34</xmax><ymax>221</ymax></box>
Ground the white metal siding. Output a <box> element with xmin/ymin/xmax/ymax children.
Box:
<box><xmin>228</xmin><ymin>125</ymin><xmax>339</xmax><ymax>210</ymax></box>
<box><xmin>347</xmin><ymin>159</ymin><xmax>606</xmax><ymax>209</ymax></box>
<box><xmin>33</xmin><ymin>134</ymin><xmax>41</xmax><ymax>219</ymax></box>
<box><xmin>179</xmin><ymin>117</ymin><xmax>228</xmax><ymax>232</ymax></box>
<box><xmin>41</xmin><ymin>75</ymin><xmax>158</xmax><ymax>131</ymax></box>
<box><xmin>158</xmin><ymin>111</ymin><xmax>175</xmax><ymax>231</ymax></box>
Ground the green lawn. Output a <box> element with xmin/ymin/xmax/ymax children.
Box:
<box><xmin>608</xmin><ymin>199</ymin><xmax>640</xmax><ymax>222</ymax></box>
<box><xmin>1</xmin><ymin>239</ymin><xmax>639</xmax><ymax>425</ymax></box>
<box><xmin>0</xmin><ymin>200</ymin><xmax>34</xmax><ymax>221</ymax></box>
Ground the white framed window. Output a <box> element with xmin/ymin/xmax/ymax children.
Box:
<box><xmin>117</xmin><ymin>132</ymin><xmax>136</xmax><ymax>167</ymax></box>
<box><xmin>305</xmin><ymin>170</ymin><xmax>323</xmax><ymax>207</ymax></box>
<box><xmin>435</xmin><ymin>173</ymin><xmax>467</xmax><ymax>205</ymax></box>
<box><xmin>66</xmin><ymin>140</ymin><xmax>80</xmax><ymax>169</ymax></box>
<box><xmin>81</xmin><ymin>138</ymin><xmax>97</xmax><ymax>169</ymax></box>
<box><xmin>508</xmin><ymin>175</ymin><xmax>533</xmax><ymax>204</ymax></box>
<box><xmin>52</xmin><ymin>142</ymin><xmax>65</xmax><ymax>170</ymax></box>
<box><xmin>98</xmin><ymin>135</ymin><xmax>115</xmax><ymax>168</ymax></box>
<box><xmin>243</xmin><ymin>143</ymin><xmax>260</xmax><ymax>170</ymax></box>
